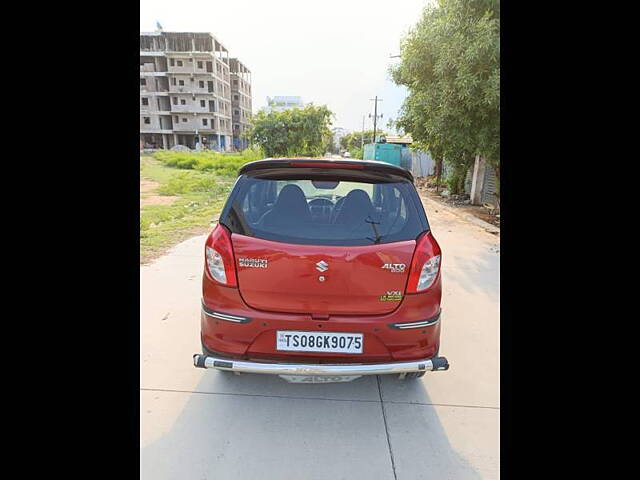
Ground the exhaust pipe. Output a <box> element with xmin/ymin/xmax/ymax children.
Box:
<box><xmin>193</xmin><ymin>353</ymin><xmax>450</xmax><ymax>376</ymax></box>
<box><xmin>431</xmin><ymin>356</ymin><xmax>450</xmax><ymax>371</ymax></box>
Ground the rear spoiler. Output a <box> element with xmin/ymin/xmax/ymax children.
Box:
<box><xmin>238</xmin><ymin>158</ymin><xmax>414</xmax><ymax>182</ymax></box>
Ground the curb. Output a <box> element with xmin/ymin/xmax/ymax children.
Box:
<box><xmin>420</xmin><ymin>195</ymin><xmax>500</xmax><ymax>235</ymax></box>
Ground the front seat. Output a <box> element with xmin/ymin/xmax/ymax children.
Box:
<box><xmin>261</xmin><ymin>184</ymin><xmax>312</xmax><ymax>227</ymax></box>
<box><xmin>333</xmin><ymin>189</ymin><xmax>375</xmax><ymax>225</ymax></box>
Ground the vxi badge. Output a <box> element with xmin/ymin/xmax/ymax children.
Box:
<box><xmin>382</xmin><ymin>263</ymin><xmax>406</xmax><ymax>273</ymax></box>
<box><xmin>380</xmin><ymin>290</ymin><xmax>403</xmax><ymax>302</ymax></box>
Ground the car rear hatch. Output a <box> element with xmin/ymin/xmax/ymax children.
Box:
<box><xmin>232</xmin><ymin>234</ymin><xmax>415</xmax><ymax>315</ymax></box>
<box><xmin>219</xmin><ymin>159</ymin><xmax>430</xmax><ymax>316</ymax></box>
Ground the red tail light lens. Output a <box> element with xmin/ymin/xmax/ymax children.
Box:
<box><xmin>406</xmin><ymin>232</ymin><xmax>442</xmax><ymax>293</ymax></box>
<box><xmin>204</xmin><ymin>224</ymin><xmax>237</xmax><ymax>287</ymax></box>
<box><xmin>289</xmin><ymin>161</ymin><xmax>364</xmax><ymax>169</ymax></box>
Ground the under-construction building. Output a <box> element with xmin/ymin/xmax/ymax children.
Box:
<box><xmin>229</xmin><ymin>58</ymin><xmax>252</xmax><ymax>151</ymax></box>
<box><xmin>140</xmin><ymin>31</ymin><xmax>252</xmax><ymax>151</ymax></box>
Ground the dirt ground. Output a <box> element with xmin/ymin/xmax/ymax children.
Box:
<box><xmin>415</xmin><ymin>178</ymin><xmax>500</xmax><ymax>228</ymax></box>
<box><xmin>140</xmin><ymin>179</ymin><xmax>160</xmax><ymax>193</ymax></box>
<box><xmin>140</xmin><ymin>179</ymin><xmax>178</xmax><ymax>207</ymax></box>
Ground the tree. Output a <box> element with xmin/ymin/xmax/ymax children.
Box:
<box><xmin>340</xmin><ymin>130</ymin><xmax>387</xmax><ymax>153</ymax></box>
<box><xmin>322</xmin><ymin>130</ymin><xmax>335</xmax><ymax>154</ymax></box>
<box><xmin>244</xmin><ymin>104</ymin><xmax>334</xmax><ymax>157</ymax></box>
<box><xmin>386</xmin><ymin>118</ymin><xmax>399</xmax><ymax>133</ymax></box>
<box><xmin>391</xmin><ymin>0</ymin><xmax>500</xmax><ymax>195</ymax></box>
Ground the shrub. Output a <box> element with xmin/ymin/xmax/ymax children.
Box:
<box><xmin>445</xmin><ymin>163</ymin><xmax>469</xmax><ymax>195</ymax></box>
<box><xmin>349</xmin><ymin>148</ymin><xmax>364</xmax><ymax>159</ymax></box>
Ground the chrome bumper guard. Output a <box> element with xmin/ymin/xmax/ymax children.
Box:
<box><xmin>193</xmin><ymin>354</ymin><xmax>450</xmax><ymax>376</ymax></box>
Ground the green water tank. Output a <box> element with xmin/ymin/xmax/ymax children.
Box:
<box><xmin>363</xmin><ymin>143</ymin><xmax>402</xmax><ymax>166</ymax></box>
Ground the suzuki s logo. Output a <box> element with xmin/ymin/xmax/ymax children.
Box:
<box><xmin>316</xmin><ymin>260</ymin><xmax>329</xmax><ymax>272</ymax></box>
<box><xmin>382</xmin><ymin>263</ymin><xmax>406</xmax><ymax>273</ymax></box>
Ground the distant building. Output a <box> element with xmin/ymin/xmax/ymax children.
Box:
<box><xmin>332</xmin><ymin>127</ymin><xmax>349</xmax><ymax>152</ymax></box>
<box><xmin>229</xmin><ymin>58</ymin><xmax>252</xmax><ymax>151</ymax></box>
<box><xmin>262</xmin><ymin>96</ymin><xmax>304</xmax><ymax>113</ymax></box>
<box><xmin>140</xmin><ymin>31</ymin><xmax>252</xmax><ymax>151</ymax></box>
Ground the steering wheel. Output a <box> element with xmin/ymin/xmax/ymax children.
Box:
<box><xmin>308</xmin><ymin>198</ymin><xmax>334</xmax><ymax>223</ymax></box>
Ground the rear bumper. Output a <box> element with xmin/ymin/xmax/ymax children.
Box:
<box><xmin>193</xmin><ymin>353</ymin><xmax>449</xmax><ymax>376</ymax></box>
<box><xmin>201</xmin><ymin>283</ymin><xmax>442</xmax><ymax>362</ymax></box>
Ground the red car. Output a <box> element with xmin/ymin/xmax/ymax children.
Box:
<box><xmin>193</xmin><ymin>158</ymin><xmax>449</xmax><ymax>383</ymax></box>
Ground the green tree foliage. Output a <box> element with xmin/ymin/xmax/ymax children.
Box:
<box><xmin>340</xmin><ymin>130</ymin><xmax>387</xmax><ymax>152</ymax></box>
<box><xmin>244</xmin><ymin>104</ymin><xmax>334</xmax><ymax>157</ymax></box>
<box><xmin>391</xmin><ymin>0</ymin><xmax>500</xmax><ymax>194</ymax></box>
<box><xmin>349</xmin><ymin>147</ymin><xmax>364</xmax><ymax>160</ymax></box>
<box><xmin>322</xmin><ymin>130</ymin><xmax>336</xmax><ymax>154</ymax></box>
<box><xmin>386</xmin><ymin>118</ymin><xmax>398</xmax><ymax>133</ymax></box>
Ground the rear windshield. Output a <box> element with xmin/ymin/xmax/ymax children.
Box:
<box><xmin>221</xmin><ymin>172</ymin><xmax>428</xmax><ymax>246</ymax></box>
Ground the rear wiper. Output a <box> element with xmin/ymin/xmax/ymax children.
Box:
<box><xmin>365</xmin><ymin>216</ymin><xmax>383</xmax><ymax>244</ymax></box>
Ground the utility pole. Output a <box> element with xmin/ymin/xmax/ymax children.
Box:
<box><xmin>361</xmin><ymin>115</ymin><xmax>365</xmax><ymax>150</ymax></box>
<box><xmin>369</xmin><ymin>96</ymin><xmax>383</xmax><ymax>145</ymax></box>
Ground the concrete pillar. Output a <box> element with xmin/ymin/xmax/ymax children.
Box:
<box><xmin>173</xmin><ymin>133</ymin><xmax>178</xmax><ymax>146</ymax></box>
<box><xmin>162</xmin><ymin>134</ymin><xmax>168</xmax><ymax>150</ymax></box>
<box><xmin>470</xmin><ymin>155</ymin><xmax>487</xmax><ymax>205</ymax></box>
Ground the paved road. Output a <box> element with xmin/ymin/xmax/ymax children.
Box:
<box><xmin>140</xmin><ymin>199</ymin><xmax>500</xmax><ymax>479</ymax></box>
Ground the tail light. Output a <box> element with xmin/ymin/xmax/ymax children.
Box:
<box><xmin>204</xmin><ymin>224</ymin><xmax>237</xmax><ymax>287</ymax></box>
<box><xmin>406</xmin><ymin>232</ymin><xmax>441</xmax><ymax>293</ymax></box>
<box><xmin>289</xmin><ymin>161</ymin><xmax>364</xmax><ymax>169</ymax></box>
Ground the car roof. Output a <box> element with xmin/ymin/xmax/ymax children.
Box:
<box><xmin>238</xmin><ymin>158</ymin><xmax>414</xmax><ymax>182</ymax></box>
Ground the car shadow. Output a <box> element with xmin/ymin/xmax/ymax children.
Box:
<box><xmin>140</xmin><ymin>371</ymin><xmax>483</xmax><ymax>479</ymax></box>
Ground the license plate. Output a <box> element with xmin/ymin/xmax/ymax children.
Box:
<box><xmin>276</xmin><ymin>331</ymin><xmax>364</xmax><ymax>354</ymax></box>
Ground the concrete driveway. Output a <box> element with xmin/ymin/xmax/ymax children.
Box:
<box><xmin>140</xmin><ymin>200</ymin><xmax>500</xmax><ymax>479</ymax></box>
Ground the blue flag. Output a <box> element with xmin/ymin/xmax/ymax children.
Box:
<box><xmin>156</xmin><ymin>21</ymin><xmax>163</xmax><ymax>30</ymax></box>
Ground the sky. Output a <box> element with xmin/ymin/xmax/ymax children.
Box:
<box><xmin>140</xmin><ymin>0</ymin><xmax>432</xmax><ymax>133</ymax></box>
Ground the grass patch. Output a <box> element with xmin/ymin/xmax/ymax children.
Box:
<box><xmin>152</xmin><ymin>147</ymin><xmax>263</xmax><ymax>176</ymax></box>
<box><xmin>140</xmin><ymin>155</ymin><xmax>241</xmax><ymax>263</ymax></box>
